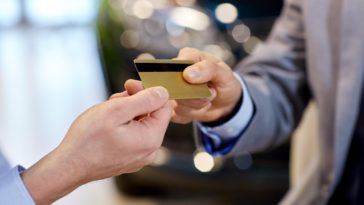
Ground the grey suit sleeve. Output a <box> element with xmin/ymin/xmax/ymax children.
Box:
<box><xmin>231</xmin><ymin>0</ymin><xmax>311</xmax><ymax>155</ymax></box>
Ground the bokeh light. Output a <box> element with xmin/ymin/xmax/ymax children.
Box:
<box><xmin>215</xmin><ymin>3</ymin><xmax>238</xmax><ymax>24</ymax></box>
<box><xmin>193</xmin><ymin>151</ymin><xmax>215</xmax><ymax>172</ymax></box>
<box><xmin>170</xmin><ymin>7</ymin><xmax>210</xmax><ymax>31</ymax></box>
<box><xmin>149</xmin><ymin>0</ymin><xmax>170</xmax><ymax>9</ymax></box>
<box><xmin>166</xmin><ymin>20</ymin><xmax>186</xmax><ymax>36</ymax></box>
<box><xmin>132</xmin><ymin>0</ymin><xmax>155</xmax><ymax>19</ymax></box>
<box><xmin>169</xmin><ymin>32</ymin><xmax>190</xmax><ymax>48</ymax></box>
<box><xmin>109</xmin><ymin>0</ymin><xmax>134</xmax><ymax>15</ymax></box>
<box><xmin>232</xmin><ymin>24</ymin><xmax>251</xmax><ymax>43</ymax></box>
<box><xmin>143</xmin><ymin>19</ymin><xmax>165</xmax><ymax>36</ymax></box>
<box><xmin>152</xmin><ymin>147</ymin><xmax>171</xmax><ymax>166</ymax></box>
<box><xmin>203</xmin><ymin>44</ymin><xmax>225</xmax><ymax>60</ymax></box>
<box><xmin>136</xmin><ymin>52</ymin><xmax>156</xmax><ymax>60</ymax></box>
<box><xmin>175</xmin><ymin>0</ymin><xmax>196</xmax><ymax>7</ymax></box>
<box><xmin>243</xmin><ymin>36</ymin><xmax>262</xmax><ymax>54</ymax></box>
<box><xmin>233</xmin><ymin>154</ymin><xmax>253</xmax><ymax>170</ymax></box>
<box><xmin>120</xmin><ymin>30</ymin><xmax>140</xmax><ymax>48</ymax></box>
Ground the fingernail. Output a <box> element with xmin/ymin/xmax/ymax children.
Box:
<box><xmin>186</xmin><ymin>66</ymin><xmax>201</xmax><ymax>79</ymax></box>
<box><xmin>154</xmin><ymin>87</ymin><xmax>169</xmax><ymax>99</ymax></box>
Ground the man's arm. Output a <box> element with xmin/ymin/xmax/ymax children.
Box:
<box><xmin>231</xmin><ymin>0</ymin><xmax>309</xmax><ymax>153</ymax></box>
<box><xmin>19</xmin><ymin>85</ymin><xmax>172</xmax><ymax>205</ymax></box>
<box><xmin>172</xmin><ymin>0</ymin><xmax>310</xmax><ymax>155</ymax></box>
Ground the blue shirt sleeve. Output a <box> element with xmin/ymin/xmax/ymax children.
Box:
<box><xmin>0</xmin><ymin>165</ymin><xmax>36</xmax><ymax>205</ymax></box>
<box><xmin>197</xmin><ymin>73</ymin><xmax>255</xmax><ymax>155</ymax></box>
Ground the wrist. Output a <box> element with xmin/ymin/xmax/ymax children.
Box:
<box><xmin>21</xmin><ymin>147</ymin><xmax>86</xmax><ymax>205</ymax></box>
<box><xmin>203</xmin><ymin>91</ymin><xmax>243</xmax><ymax>127</ymax></box>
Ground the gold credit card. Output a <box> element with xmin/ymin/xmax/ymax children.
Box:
<box><xmin>133</xmin><ymin>59</ymin><xmax>211</xmax><ymax>100</ymax></box>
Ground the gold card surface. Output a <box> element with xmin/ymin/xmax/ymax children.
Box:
<box><xmin>133</xmin><ymin>59</ymin><xmax>211</xmax><ymax>100</ymax></box>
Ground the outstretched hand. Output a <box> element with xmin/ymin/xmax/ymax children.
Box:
<box><xmin>22</xmin><ymin>85</ymin><xmax>172</xmax><ymax>205</ymax></box>
<box><xmin>171</xmin><ymin>47</ymin><xmax>242</xmax><ymax>124</ymax></box>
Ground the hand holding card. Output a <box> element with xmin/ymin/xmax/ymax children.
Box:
<box><xmin>133</xmin><ymin>59</ymin><xmax>211</xmax><ymax>100</ymax></box>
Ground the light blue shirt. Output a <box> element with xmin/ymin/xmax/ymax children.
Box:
<box><xmin>0</xmin><ymin>152</ymin><xmax>35</xmax><ymax>205</ymax></box>
<box><xmin>198</xmin><ymin>73</ymin><xmax>254</xmax><ymax>155</ymax></box>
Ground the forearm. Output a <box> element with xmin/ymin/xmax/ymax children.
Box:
<box><xmin>21</xmin><ymin>147</ymin><xmax>86</xmax><ymax>205</ymax></box>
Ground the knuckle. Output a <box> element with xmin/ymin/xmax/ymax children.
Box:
<box><xmin>217</xmin><ymin>60</ymin><xmax>230</xmax><ymax>70</ymax></box>
<box><xmin>201</xmin><ymin>59</ymin><xmax>216</xmax><ymax>69</ymax></box>
<box><xmin>196</xmin><ymin>61</ymin><xmax>214</xmax><ymax>77</ymax></box>
<box><xmin>110</xmin><ymin>98</ymin><xmax>127</xmax><ymax>113</ymax></box>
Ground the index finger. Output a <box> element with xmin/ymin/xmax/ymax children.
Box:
<box><xmin>124</xmin><ymin>79</ymin><xmax>144</xmax><ymax>95</ymax></box>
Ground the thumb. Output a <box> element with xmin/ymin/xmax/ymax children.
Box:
<box><xmin>114</xmin><ymin>86</ymin><xmax>170</xmax><ymax>120</ymax></box>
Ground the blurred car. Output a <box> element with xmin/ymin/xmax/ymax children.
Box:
<box><xmin>97</xmin><ymin>0</ymin><xmax>288</xmax><ymax>204</ymax></box>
